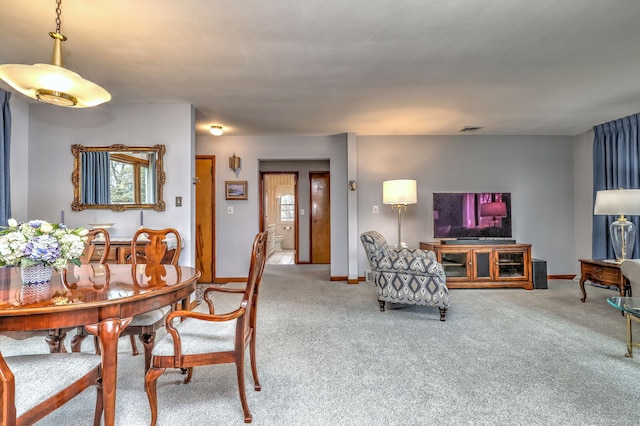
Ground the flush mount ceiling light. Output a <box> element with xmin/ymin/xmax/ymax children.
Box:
<box><xmin>459</xmin><ymin>126</ymin><xmax>483</xmax><ymax>133</ymax></box>
<box><xmin>0</xmin><ymin>0</ymin><xmax>111</xmax><ymax>108</ymax></box>
<box><xmin>210</xmin><ymin>125</ymin><xmax>224</xmax><ymax>136</ymax></box>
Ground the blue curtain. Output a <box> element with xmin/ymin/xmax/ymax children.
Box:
<box><xmin>592</xmin><ymin>113</ymin><xmax>640</xmax><ymax>259</ymax></box>
<box><xmin>0</xmin><ymin>89</ymin><xmax>11</xmax><ymax>225</ymax></box>
<box><xmin>81</xmin><ymin>151</ymin><xmax>111</xmax><ymax>204</ymax></box>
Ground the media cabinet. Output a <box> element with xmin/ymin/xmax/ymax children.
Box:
<box><xmin>420</xmin><ymin>241</ymin><xmax>533</xmax><ymax>289</ymax></box>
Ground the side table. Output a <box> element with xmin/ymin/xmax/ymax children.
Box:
<box><xmin>579</xmin><ymin>259</ymin><xmax>630</xmax><ymax>302</ymax></box>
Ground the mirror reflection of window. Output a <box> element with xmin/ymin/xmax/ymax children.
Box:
<box><xmin>107</xmin><ymin>152</ymin><xmax>156</xmax><ymax>205</ymax></box>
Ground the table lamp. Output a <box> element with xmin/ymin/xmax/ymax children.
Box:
<box><xmin>594</xmin><ymin>188</ymin><xmax>640</xmax><ymax>262</ymax></box>
<box><xmin>480</xmin><ymin>201</ymin><xmax>507</xmax><ymax>226</ymax></box>
<box><xmin>383</xmin><ymin>179</ymin><xmax>417</xmax><ymax>247</ymax></box>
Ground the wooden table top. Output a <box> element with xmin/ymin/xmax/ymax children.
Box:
<box><xmin>0</xmin><ymin>264</ymin><xmax>200</xmax><ymax>328</ymax></box>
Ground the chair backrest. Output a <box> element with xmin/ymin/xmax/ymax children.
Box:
<box><xmin>241</xmin><ymin>231</ymin><xmax>268</xmax><ymax>331</ymax></box>
<box><xmin>83</xmin><ymin>228</ymin><xmax>111</xmax><ymax>264</ymax></box>
<box><xmin>131</xmin><ymin>228</ymin><xmax>181</xmax><ymax>266</ymax></box>
<box><xmin>620</xmin><ymin>260</ymin><xmax>640</xmax><ymax>296</ymax></box>
<box><xmin>360</xmin><ymin>231</ymin><xmax>392</xmax><ymax>264</ymax></box>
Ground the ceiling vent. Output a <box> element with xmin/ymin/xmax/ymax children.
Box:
<box><xmin>459</xmin><ymin>126</ymin><xmax>483</xmax><ymax>133</ymax></box>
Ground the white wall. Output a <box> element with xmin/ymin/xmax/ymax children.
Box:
<box><xmin>8</xmin><ymin>96</ymin><xmax>29</xmax><ymax>220</ymax></box>
<box><xmin>573</xmin><ymin>130</ymin><xmax>595</xmax><ymax>262</ymax></box>
<box><xmin>11</xmin><ymin>98</ymin><xmax>594</xmax><ymax>278</ymax></box>
<box><xmin>356</xmin><ymin>135</ymin><xmax>576</xmax><ymax>276</ymax></box>
<box><xmin>23</xmin><ymin>103</ymin><xmax>196</xmax><ymax>265</ymax></box>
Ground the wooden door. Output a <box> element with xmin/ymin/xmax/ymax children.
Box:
<box><xmin>310</xmin><ymin>172</ymin><xmax>330</xmax><ymax>264</ymax></box>
<box><xmin>195</xmin><ymin>156</ymin><xmax>215</xmax><ymax>283</ymax></box>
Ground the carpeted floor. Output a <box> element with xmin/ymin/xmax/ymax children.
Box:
<box><xmin>2</xmin><ymin>264</ymin><xmax>640</xmax><ymax>425</ymax></box>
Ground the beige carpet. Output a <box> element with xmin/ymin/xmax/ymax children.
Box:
<box><xmin>2</xmin><ymin>264</ymin><xmax>640</xmax><ymax>425</ymax></box>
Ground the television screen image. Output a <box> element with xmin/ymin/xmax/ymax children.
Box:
<box><xmin>433</xmin><ymin>192</ymin><xmax>512</xmax><ymax>239</ymax></box>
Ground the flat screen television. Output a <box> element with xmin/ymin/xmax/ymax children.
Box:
<box><xmin>433</xmin><ymin>192</ymin><xmax>512</xmax><ymax>239</ymax></box>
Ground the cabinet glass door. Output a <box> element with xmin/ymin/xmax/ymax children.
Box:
<box><xmin>497</xmin><ymin>250</ymin><xmax>527</xmax><ymax>279</ymax></box>
<box><xmin>440</xmin><ymin>251</ymin><xmax>469</xmax><ymax>280</ymax></box>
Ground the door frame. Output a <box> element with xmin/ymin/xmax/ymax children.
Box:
<box><xmin>260</xmin><ymin>172</ymin><xmax>299</xmax><ymax>264</ymax></box>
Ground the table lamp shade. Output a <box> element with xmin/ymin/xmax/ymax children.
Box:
<box><xmin>480</xmin><ymin>202</ymin><xmax>507</xmax><ymax>218</ymax></box>
<box><xmin>383</xmin><ymin>180</ymin><xmax>417</xmax><ymax>205</ymax></box>
<box><xmin>594</xmin><ymin>189</ymin><xmax>640</xmax><ymax>216</ymax></box>
<box><xmin>594</xmin><ymin>189</ymin><xmax>640</xmax><ymax>261</ymax></box>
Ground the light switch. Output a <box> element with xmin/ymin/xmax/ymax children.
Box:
<box><xmin>175</xmin><ymin>196</ymin><xmax>182</xmax><ymax>207</ymax></box>
<box><xmin>227</xmin><ymin>206</ymin><xmax>234</xmax><ymax>214</ymax></box>
<box><xmin>373</xmin><ymin>205</ymin><xmax>379</xmax><ymax>214</ymax></box>
<box><xmin>300</xmin><ymin>208</ymin><xmax>305</xmax><ymax>215</ymax></box>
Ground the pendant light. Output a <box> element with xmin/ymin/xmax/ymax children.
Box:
<box><xmin>0</xmin><ymin>0</ymin><xmax>111</xmax><ymax>108</ymax></box>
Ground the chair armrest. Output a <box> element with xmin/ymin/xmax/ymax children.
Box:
<box><xmin>203</xmin><ymin>284</ymin><xmax>247</xmax><ymax>314</ymax></box>
<box><xmin>164</xmin><ymin>307</ymin><xmax>247</xmax><ymax>360</ymax></box>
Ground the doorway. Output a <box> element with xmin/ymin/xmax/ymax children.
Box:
<box><xmin>261</xmin><ymin>173</ymin><xmax>298</xmax><ymax>265</ymax></box>
<box><xmin>195</xmin><ymin>156</ymin><xmax>215</xmax><ymax>282</ymax></box>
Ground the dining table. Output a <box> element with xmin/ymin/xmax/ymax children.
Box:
<box><xmin>0</xmin><ymin>263</ymin><xmax>201</xmax><ymax>426</ymax></box>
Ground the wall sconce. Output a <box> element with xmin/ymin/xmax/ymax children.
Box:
<box><xmin>210</xmin><ymin>125</ymin><xmax>224</xmax><ymax>136</ymax></box>
<box><xmin>229</xmin><ymin>153</ymin><xmax>241</xmax><ymax>172</ymax></box>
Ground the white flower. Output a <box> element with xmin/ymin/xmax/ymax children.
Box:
<box><xmin>39</xmin><ymin>222</ymin><xmax>53</xmax><ymax>233</ymax></box>
<box><xmin>0</xmin><ymin>219</ymin><xmax>87</xmax><ymax>269</ymax></box>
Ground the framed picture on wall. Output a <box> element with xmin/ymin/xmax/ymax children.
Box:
<box><xmin>225</xmin><ymin>181</ymin><xmax>248</xmax><ymax>200</ymax></box>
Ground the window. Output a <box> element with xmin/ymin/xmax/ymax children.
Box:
<box><xmin>280</xmin><ymin>195</ymin><xmax>295</xmax><ymax>221</ymax></box>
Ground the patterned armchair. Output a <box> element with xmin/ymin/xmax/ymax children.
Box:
<box><xmin>360</xmin><ymin>230</ymin><xmax>449</xmax><ymax>321</ymax></box>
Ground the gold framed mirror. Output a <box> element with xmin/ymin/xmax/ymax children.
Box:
<box><xmin>71</xmin><ymin>144</ymin><xmax>166</xmax><ymax>211</ymax></box>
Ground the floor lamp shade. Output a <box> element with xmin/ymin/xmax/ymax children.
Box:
<box><xmin>383</xmin><ymin>180</ymin><xmax>417</xmax><ymax>205</ymax></box>
<box><xmin>383</xmin><ymin>179</ymin><xmax>417</xmax><ymax>247</ymax></box>
<box><xmin>594</xmin><ymin>189</ymin><xmax>640</xmax><ymax>261</ymax></box>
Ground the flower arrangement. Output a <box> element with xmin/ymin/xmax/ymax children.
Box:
<box><xmin>0</xmin><ymin>219</ymin><xmax>88</xmax><ymax>270</ymax></box>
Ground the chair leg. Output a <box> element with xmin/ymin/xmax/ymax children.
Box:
<box><xmin>249</xmin><ymin>334</ymin><xmax>261</xmax><ymax>391</ymax></box>
<box><xmin>130</xmin><ymin>334</ymin><xmax>140</xmax><ymax>356</ymax></box>
<box><xmin>93</xmin><ymin>375</ymin><xmax>103</xmax><ymax>426</ymax></box>
<box><xmin>183</xmin><ymin>367</ymin><xmax>193</xmax><ymax>384</ymax></box>
<box><xmin>145</xmin><ymin>367</ymin><xmax>166</xmax><ymax>426</ymax></box>
<box><xmin>235</xmin><ymin>350</ymin><xmax>252</xmax><ymax>423</ymax></box>
<box><xmin>439</xmin><ymin>307</ymin><xmax>447</xmax><ymax>321</ymax></box>
<box><xmin>140</xmin><ymin>333</ymin><xmax>156</xmax><ymax>373</ymax></box>
<box><xmin>93</xmin><ymin>336</ymin><xmax>101</xmax><ymax>355</ymax></box>
<box><xmin>378</xmin><ymin>300</ymin><xmax>386</xmax><ymax>311</ymax></box>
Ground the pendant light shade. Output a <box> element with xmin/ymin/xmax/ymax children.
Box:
<box><xmin>0</xmin><ymin>1</ymin><xmax>110</xmax><ymax>108</ymax></box>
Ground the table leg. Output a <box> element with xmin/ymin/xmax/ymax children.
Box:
<box><xmin>625</xmin><ymin>313</ymin><xmax>634</xmax><ymax>358</ymax></box>
<box><xmin>86</xmin><ymin>317</ymin><xmax>133</xmax><ymax>426</ymax></box>
<box><xmin>45</xmin><ymin>329</ymin><xmax>67</xmax><ymax>353</ymax></box>
<box><xmin>579</xmin><ymin>276</ymin><xmax>587</xmax><ymax>302</ymax></box>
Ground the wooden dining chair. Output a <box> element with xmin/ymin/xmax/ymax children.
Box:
<box><xmin>63</xmin><ymin>228</ymin><xmax>112</xmax><ymax>353</ymax></box>
<box><xmin>122</xmin><ymin>227</ymin><xmax>182</xmax><ymax>373</ymax></box>
<box><xmin>145</xmin><ymin>231</ymin><xmax>267</xmax><ymax>424</ymax></box>
<box><xmin>0</xmin><ymin>347</ymin><xmax>103</xmax><ymax>425</ymax></box>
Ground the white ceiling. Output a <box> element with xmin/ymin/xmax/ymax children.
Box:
<box><xmin>2</xmin><ymin>0</ymin><xmax>640</xmax><ymax>137</ymax></box>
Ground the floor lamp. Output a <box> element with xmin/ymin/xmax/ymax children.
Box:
<box><xmin>383</xmin><ymin>179</ymin><xmax>417</xmax><ymax>247</ymax></box>
<box><xmin>594</xmin><ymin>188</ymin><xmax>640</xmax><ymax>262</ymax></box>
